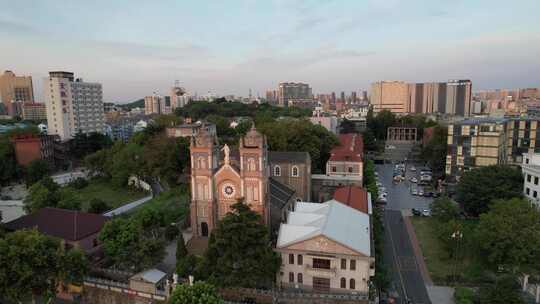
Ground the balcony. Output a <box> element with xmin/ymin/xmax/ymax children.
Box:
<box><xmin>305</xmin><ymin>265</ymin><xmax>336</xmax><ymax>278</ymax></box>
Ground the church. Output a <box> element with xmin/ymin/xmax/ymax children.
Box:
<box><xmin>190</xmin><ymin>125</ymin><xmax>311</xmax><ymax>238</ymax></box>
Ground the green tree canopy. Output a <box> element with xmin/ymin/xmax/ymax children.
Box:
<box><xmin>23</xmin><ymin>177</ymin><xmax>60</xmax><ymax>213</ymax></box>
<box><xmin>169</xmin><ymin>282</ymin><xmax>223</xmax><ymax>304</ymax></box>
<box><xmin>202</xmin><ymin>200</ymin><xmax>280</xmax><ymax>288</ymax></box>
<box><xmin>430</xmin><ymin>196</ymin><xmax>460</xmax><ymax>222</ymax></box>
<box><xmin>25</xmin><ymin>159</ymin><xmax>49</xmax><ymax>186</ymax></box>
<box><xmin>476</xmin><ymin>275</ymin><xmax>524</xmax><ymax>304</ymax></box>
<box><xmin>456</xmin><ymin>165</ymin><xmax>523</xmax><ymax>216</ymax></box>
<box><xmin>0</xmin><ymin>134</ymin><xmax>20</xmax><ymax>185</ymax></box>
<box><xmin>421</xmin><ymin>125</ymin><xmax>447</xmax><ymax>176</ymax></box>
<box><xmin>476</xmin><ymin>198</ymin><xmax>540</xmax><ymax>271</ymax></box>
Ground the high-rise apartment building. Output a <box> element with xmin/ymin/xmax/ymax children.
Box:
<box><xmin>446</xmin><ymin>80</ymin><xmax>472</xmax><ymax>116</ymax></box>
<box><xmin>278</xmin><ymin>82</ymin><xmax>312</xmax><ymax>107</ymax></box>
<box><xmin>44</xmin><ymin>71</ymin><xmax>105</xmax><ymax>141</ymax></box>
<box><xmin>171</xmin><ymin>86</ymin><xmax>190</xmax><ymax>109</ymax></box>
<box><xmin>144</xmin><ymin>95</ymin><xmax>162</xmax><ymax>115</ymax></box>
<box><xmin>370</xmin><ymin>81</ymin><xmax>409</xmax><ymax>113</ymax></box>
<box><xmin>22</xmin><ymin>102</ymin><xmax>47</xmax><ymax>121</ymax></box>
<box><xmin>0</xmin><ymin>70</ymin><xmax>34</xmax><ymax>116</ymax></box>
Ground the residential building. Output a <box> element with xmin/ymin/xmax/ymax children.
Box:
<box><xmin>166</xmin><ymin>122</ymin><xmax>216</xmax><ymax>138</ymax></box>
<box><xmin>326</xmin><ymin>134</ymin><xmax>364</xmax><ymax>184</ymax></box>
<box><xmin>144</xmin><ymin>95</ymin><xmax>163</xmax><ymax>115</ymax></box>
<box><xmin>10</xmin><ymin>134</ymin><xmax>58</xmax><ymax>167</ymax></box>
<box><xmin>170</xmin><ymin>86</ymin><xmax>190</xmax><ymax>109</ymax></box>
<box><xmin>278</xmin><ymin>82</ymin><xmax>312</xmax><ymax>107</ymax></box>
<box><xmin>522</xmin><ymin>152</ymin><xmax>540</xmax><ymax>205</ymax></box>
<box><xmin>4</xmin><ymin>207</ymin><xmax>108</xmax><ymax>256</ymax></box>
<box><xmin>505</xmin><ymin>118</ymin><xmax>540</xmax><ymax>165</ymax></box>
<box><xmin>276</xmin><ymin>200</ymin><xmax>374</xmax><ymax>294</ymax></box>
<box><xmin>370</xmin><ymin>81</ymin><xmax>409</xmax><ymax>113</ymax></box>
<box><xmin>310</xmin><ymin>107</ymin><xmax>339</xmax><ymax>134</ymax></box>
<box><xmin>44</xmin><ymin>71</ymin><xmax>105</xmax><ymax>141</ymax></box>
<box><xmin>21</xmin><ymin>102</ymin><xmax>47</xmax><ymax>121</ymax></box>
<box><xmin>0</xmin><ymin>70</ymin><xmax>34</xmax><ymax>116</ymax></box>
<box><xmin>446</xmin><ymin>79</ymin><xmax>472</xmax><ymax>116</ymax></box>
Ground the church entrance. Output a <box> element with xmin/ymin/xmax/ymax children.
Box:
<box><xmin>201</xmin><ymin>222</ymin><xmax>209</xmax><ymax>237</ymax></box>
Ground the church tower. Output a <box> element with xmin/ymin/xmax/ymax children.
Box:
<box><xmin>239</xmin><ymin>126</ymin><xmax>269</xmax><ymax>224</ymax></box>
<box><xmin>190</xmin><ymin>127</ymin><xmax>218</xmax><ymax>237</ymax></box>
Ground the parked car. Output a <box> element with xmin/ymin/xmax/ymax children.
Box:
<box><xmin>412</xmin><ymin>208</ymin><xmax>422</xmax><ymax>216</ymax></box>
<box><xmin>411</xmin><ymin>189</ymin><xmax>418</xmax><ymax>195</ymax></box>
<box><xmin>422</xmin><ymin>209</ymin><xmax>431</xmax><ymax>217</ymax></box>
<box><xmin>377</xmin><ymin>196</ymin><xmax>388</xmax><ymax>204</ymax></box>
<box><xmin>418</xmin><ymin>189</ymin><xmax>424</xmax><ymax>196</ymax></box>
<box><xmin>410</xmin><ymin>166</ymin><xmax>416</xmax><ymax>172</ymax></box>
<box><xmin>410</xmin><ymin>177</ymin><xmax>418</xmax><ymax>183</ymax></box>
<box><xmin>379</xmin><ymin>187</ymin><xmax>387</xmax><ymax>193</ymax></box>
<box><xmin>423</xmin><ymin>191</ymin><xmax>433</xmax><ymax>197</ymax></box>
<box><xmin>376</xmin><ymin>181</ymin><xmax>383</xmax><ymax>187</ymax></box>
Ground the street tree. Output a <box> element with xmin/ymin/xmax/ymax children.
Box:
<box><xmin>456</xmin><ymin>165</ymin><xmax>523</xmax><ymax>216</ymax></box>
<box><xmin>169</xmin><ymin>281</ymin><xmax>223</xmax><ymax>304</ymax></box>
<box><xmin>202</xmin><ymin>200</ymin><xmax>280</xmax><ymax>288</ymax></box>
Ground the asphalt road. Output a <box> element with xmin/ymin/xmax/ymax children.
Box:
<box><xmin>377</xmin><ymin>164</ymin><xmax>432</xmax><ymax>304</ymax></box>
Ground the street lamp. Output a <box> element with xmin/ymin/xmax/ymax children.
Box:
<box><xmin>451</xmin><ymin>230</ymin><xmax>463</xmax><ymax>285</ymax></box>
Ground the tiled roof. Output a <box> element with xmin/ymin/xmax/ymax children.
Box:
<box><xmin>269</xmin><ymin>177</ymin><xmax>295</xmax><ymax>209</ymax></box>
<box><xmin>333</xmin><ymin>186</ymin><xmax>370</xmax><ymax>214</ymax></box>
<box><xmin>4</xmin><ymin>207</ymin><xmax>109</xmax><ymax>241</ymax></box>
<box><xmin>269</xmin><ymin>151</ymin><xmax>310</xmax><ymax>163</ymax></box>
<box><xmin>328</xmin><ymin>133</ymin><xmax>363</xmax><ymax>162</ymax></box>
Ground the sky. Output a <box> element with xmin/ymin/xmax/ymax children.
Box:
<box><xmin>0</xmin><ymin>0</ymin><xmax>539</xmax><ymax>103</ymax></box>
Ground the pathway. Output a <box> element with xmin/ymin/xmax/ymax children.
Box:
<box><xmin>102</xmin><ymin>195</ymin><xmax>153</xmax><ymax>217</ymax></box>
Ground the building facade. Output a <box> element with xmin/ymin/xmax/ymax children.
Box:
<box><xmin>276</xmin><ymin>200</ymin><xmax>374</xmax><ymax>294</ymax></box>
<box><xmin>166</xmin><ymin>122</ymin><xmax>216</xmax><ymax>138</ymax></box>
<box><xmin>0</xmin><ymin>70</ymin><xmax>34</xmax><ymax>116</ymax></box>
<box><xmin>278</xmin><ymin>82</ymin><xmax>312</xmax><ymax>107</ymax></box>
<box><xmin>446</xmin><ymin>80</ymin><xmax>472</xmax><ymax>116</ymax></box>
<box><xmin>370</xmin><ymin>81</ymin><xmax>409</xmax><ymax>113</ymax></box>
<box><xmin>269</xmin><ymin>151</ymin><xmax>311</xmax><ymax>202</ymax></box>
<box><xmin>522</xmin><ymin>153</ymin><xmax>540</xmax><ymax>205</ymax></box>
<box><xmin>326</xmin><ymin>134</ymin><xmax>364</xmax><ymax>185</ymax></box>
<box><xmin>44</xmin><ymin>71</ymin><xmax>104</xmax><ymax>141</ymax></box>
<box><xmin>22</xmin><ymin>102</ymin><xmax>47</xmax><ymax>121</ymax></box>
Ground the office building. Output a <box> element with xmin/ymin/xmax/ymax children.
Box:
<box><xmin>278</xmin><ymin>82</ymin><xmax>312</xmax><ymax>107</ymax></box>
<box><xmin>0</xmin><ymin>70</ymin><xmax>34</xmax><ymax>116</ymax></box>
<box><xmin>21</xmin><ymin>102</ymin><xmax>47</xmax><ymax>121</ymax></box>
<box><xmin>370</xmin><ymin>81</ymin><xmax>409</xmax><ymax>113</ymax></box>
<box><xmin>44</xmin><ymin>71</ymin><xmax>105</xmax><ymax>141</ymax></box>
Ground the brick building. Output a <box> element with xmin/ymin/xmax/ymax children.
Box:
<box><xmin>11</xmin><ymin>134</ymin><xmax>58</xmax><ymax>166</ymax></box>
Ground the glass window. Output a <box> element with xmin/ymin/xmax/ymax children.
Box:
<box><xmin>350</xmin><ymin>260</ymin><xmax>356</xmax><ymax>270</ymax></box>
<box><xmin>332</xmin><ymin>166</ymin><xmax>337</xmax><ymax>172</ymax></box>
<box><xmin>348</xmin><ymin>167</ymin><xmax>353</xmax><ymax>173</ymax></box>
<box><xmin>297</xmin><ymin>273</ymin><xmax>303</xmax><ymax>284</ymax></box>
<box><xmin>297</xmin><ymin>254</ymin><xmax>303</xmax><ymax>265</ymax></box>
<box><xmin>313</xmin><ymin>258</ymin><xmax>330</xmax><ymax>269</ymax></box>
<box><xmin>535</xmin><ymin>177</ymin><xmax>539</xmax><ymax>185</ymax></box>
<box><xmin>341</xmin><ymin>259</ymin><xmax>346</xmax><ymax>270</ymax></box>
<box><xmin>340</xmin><ymin>278</ymin><xmax>346</xmax><ymax>288</ymax></box>
<box><xmin>527</xmin><ymin>188</ymin><xmax>530</xmax><ymax>195</ymax></box>
<box><xmin>534</xmin><ymin>191</ymin><xmax>538</xmax><ymax>198</ymax></box>
<box><xmin>350</xmin><ymin>279</ymin><xmax>356</xmax><ymax>289</ymax></box>
<box><xmin>274</xmin><ymin>165</ymin><xmax>281</xmax><ymax>176</ymax></box>
<box><xmin>292</xmin><ymin>166</ymin><xmax>299</xmax><ymax>177</ymax></box>
<box><xmin>528</xmin><ymin>174</ymin><xmax>532</xmax><ymax>182</ymax></box>
<box><xmin>289</xmin><ymin>254</ymin><xmax>294</xmax><ymax>264</ymax></box>
<box><xmin>289</xmin><ymin>272</ymin><xmax>294</xmax><ymax>283</ymax></box>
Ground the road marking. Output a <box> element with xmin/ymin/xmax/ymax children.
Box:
<box><xmin>385</xmin><ymin>212</ymin><xmax>409</xmax><ymax>301</ymax></box>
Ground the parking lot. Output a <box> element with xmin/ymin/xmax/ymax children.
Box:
<box><xmin>376</xmin><ymin>163</ymin><xmax>434</xmax><ymax>212</ymax></box>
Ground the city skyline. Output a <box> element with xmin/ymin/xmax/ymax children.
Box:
<box><xmin>1</xmin><ymin>0</ymin><xmax>539</xmax><ymax>103</ymax></box>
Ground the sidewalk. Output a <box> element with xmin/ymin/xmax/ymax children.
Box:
<box><xmin>402</xmin><ymin>213</ymin><xmax>433</xmax><ymax>286</ymax></box>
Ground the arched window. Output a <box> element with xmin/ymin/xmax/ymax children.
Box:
<box><xmin>274</xmin><ymin>165</ymin><xmax>281</xmax><ymax>176</ymax></box>
<box><xmin>349</xmin><ymin>278</ymin><xmax>355</xmax><ymax>290</ymax></box>
<box><xmin>297</xmin><ymin>273</ymin><xmax>303</xmax><ymax>284</ymax></box>
<box><xmin>247</xmin><ymin>158</ymin><xmax>256</xmax><ymax>171</ymax></box>
<box><xmin>340</xmin><ymin>278</ymin><xmax>346</xmax><ymax>288</ymax></box>
<box><xmin>197</xmin><ymin>156</ymin><xmax>205</xmax><ymax>169</ymax></box>
<box><xmin>289</xmin><ymin>272</ymin><xmax>294</xmax><ymax>283</ymax></box>
<box><xmin>291</xmin><ymin>166</ymin><xmax>299</xmax><ymax>177</ymax></box>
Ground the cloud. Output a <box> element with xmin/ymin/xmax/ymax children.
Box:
<box><xmin>89</xmin><ymin>40</ymin><xmax>210</xmax><ymax>62</ymax></box>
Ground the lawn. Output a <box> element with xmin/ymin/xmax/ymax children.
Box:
<box><xmin>68</xmin><ymin>178</ymin><xmax>149</xmax><ymax>211</ymax></box>
<box><xmin>128</xmin><ymin>186</ymin><xmax>190</xmax><ymax>224</ymax></box>
<box><xmin>410</xmin><ymin>217</ymin><xmax>488</xmax><ymax>285</ymax></box>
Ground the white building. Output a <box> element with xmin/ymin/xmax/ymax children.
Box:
<box><xmin>276</xmin><ymin>200</ymin><xmax>374</xmax><ymax>294</ymax></box>
<box><xmin>522</xmin><ymin>152</ymin><xmax>540</xmax><ymax>204</ymax></box>
<box><xmin>310</xmin><ymin>106</ymin><xmax>339</xmax><ymax>134</ymax></box>
<box><xmin>44</xmin><ymin>71</ymin><xmax>105</xmax><ymax>141</ymax></box>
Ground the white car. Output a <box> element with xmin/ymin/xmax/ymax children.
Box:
<box><xmin>376</xmin><ymin>182</ymin><xmax>383</xmax><ymax>187</ymax></box>
<box><xmin>418</xmin><ymin>189</ymin><xmax>424</xmax><ymax>196</ymax></box>
<box><xmin>379</xmin><ymin>187</ymin><xmax>387</xmax><ymax>192</ymax></box>
<box><xmin>410</xmin><ymin>166</ymin><xmax>416</xmax><ymax>172</ymax></box>
<box><xmin>422</xmin><ymin>209</ymin><xmax>431</xmax><ymax>217</ymax></box>
<box><xmin>410</xmin><ymin>177</ymin><xmax>418</xmax><ymax>183</ymax></box>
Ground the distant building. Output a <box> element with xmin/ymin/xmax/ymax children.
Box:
<box><xmin>44</xmin><ymin>71</ymin><xmax>105</xmax><ymax>141</ymax></box>
<box><xmin>310</xmin><ymin>115</ymin><xmax>339</xmax><ymax>134</ymax></box>
<box><xmin>0</xmin><ymin>70</ymin><xmax>34</xmax><ymax>117</ymax></box>
<box><xmin>170</xmin><ymin>86</ymin><xmax>191</xmax><ymax>109</ymax></box>
<box><xmin>278</xmin><ymin>82</ymin><xmax>312</xmax><ymax>107</ymax></box>
<box><xmin>10</xmin><ymin>134</ymin><xmax>58</xmax><ymax>167</ymax></box>
<box><xmin>276</xmin><ymin>200</ymin><xmax>374</xmax><ymax>294</ymax></box>
<box><xmin>21</xmin><ymin>102</ymin><xmax>46</xmax><ymax>121</ymax></box>
<box><xmin>446</xmin><ymin>80</ymin><xmax>472</xmax><ymax>116</ymax></box>
<box><xmin>370</xmin><ymin>81</ymin><xmax>409</xmax><ymax>113</ymax></box>
<box><xmin>165</xmin><ymin>122</ymin><xmax>216</xmax><ymax>138</ymax></box>
<box><xmin>522</xmin><ymin>152</ymin><xmax>540</xmax><ymax>205</ymax></box>
<box><xmin>144</xmin><ymin>95</ymin><xmax>163</xmax><ymax>115</ymax></box>
<box><xmin>4</xmin><ymin>207</ymin><xmax>108</xmax><ymax>256</ymax></box>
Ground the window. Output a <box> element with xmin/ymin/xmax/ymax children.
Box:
<box><xmin>291</xmin><ymin>166</ymin><xmax>299</xmax><ymax>177</ymax></box>
<box><xmin>340</xmin><ymin>278</ymin><xmax>346</xmax><ymax>288</ymax></box>
<box><xmin>313</xmin><ymin>258</ymin><xmax>330</xmax><ymax>269</ymax></box>
<box><xmin>197</xmin><ymin>157</ymin><xmax>206</xmax><ymax>169</ymax></box>
<box><xmin>297</xmin><ymin>254</ymin><xmax>303</xmax><ymax>265</ymax></box>
<box><xmin>274</xmin><ymin>165</ymin><xmax>281</xmax><ymax>176</ymax></box>
<box><xmin>332</xmin><ymin>166</ymin><xmax>337</xmax><ymax>172</ymax></box>
<box><xmin>247</xmin><ymin>158</ymin><xmax>256</xmax><ymax>171</ymax></box>
<box><xmin>527</xmin><ymin>158</ymin><xmax>530</xmax><ymax>164</ymax></box>
<box><xmin>350</xmin><ymin>260</ymin><xmax>356</xmax><ymax>270</ymax></box>
<box><xmin>297</xmin><ymin>273</ymin><xmax>303</xmax><ymax>284</ymax></box>
<box><xmin>289</xmin><ymin>254</ymin><xmax>294</xmax><ymax>264</ymax></box>
<box><xmin>341</xmin><ymin>259</ymin><xmax>347</xmax><ymax>270</ymax></box>
<box><xmin>348</xmin><ymin>167</ymin><xmax>353</xmax><ymax>173</ymax></box>
<box><xmin>535</xmin><ymin>177</ymin><xmax>539</xmax><ymax>185</ymax></box>
<box><xmin>349</xmin><ymin>279</ymin><xmax>356</xmax><ymax>290</ymax></box>
<box><xmin>534</xmin><ymin>191</ymin><xmax>538</xmax><ymax>198</ymax></box>
<box><xmin>289</xmin><ymin>272</ymin><xmax>294</xmax><ymax>283</ymax></box>
<box><xmin>527</xmin><ymin>188</ymin><xmax>531</xmax><ymax>195</ymax></box>
<box><xmin>528</xmin><ymin>174</ymin><xmax>532</xmax><ymax>182</ymax></box>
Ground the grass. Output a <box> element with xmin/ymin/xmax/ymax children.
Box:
<box><xmin>128</xmin><ymin>186</ymin><xmax>190</xmax><ymax>224</ymax></box>
<box><xmin>411</xmin><ymin>216</ymin><xmax>489</xmax><ymax>285</ymax></box>
<box><xmin>68</xmin><ymin>178</ymin><xmax>148</xmax><ymax>211</ymax></box>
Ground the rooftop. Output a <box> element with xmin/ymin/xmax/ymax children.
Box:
<box><xmin>268</xmin><ymin>151</ymin><xmax>310</xmax><ymax>163</ymax></box>
<box><xmin>277</xmin><ymin>200</ymin><xmax>371</xmax><ymax>256</ymax></box>
<box><xmin>333</xmin><ymin>186</ymin><xmax>371</xmax><ymax>215</ymax></box>
<box><xmin>328</xmin><ymin>133</ymin><xmax>363</xmax><ymax>162</ymax></box>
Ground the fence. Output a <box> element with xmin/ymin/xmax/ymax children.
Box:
<box><xmin>84</xmin><ymin>276</ymin><xmax>167</xmax><ymax>302</ymax></box>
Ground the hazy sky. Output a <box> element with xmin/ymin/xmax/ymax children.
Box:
<box><xmin>1</xmin><ymin>0</ymin><xmax>539</xmax><ymax>103</ymax></box>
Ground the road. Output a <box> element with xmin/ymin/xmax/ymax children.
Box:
<box><xmin>377</xmin><ymin>163</ymin><xmax>432</xmax><ymax>304</ymax></box>
<box><xmin>102</xmin><ymin>195</ymin><xmax>153</xmax><ymax>217</ymax></box>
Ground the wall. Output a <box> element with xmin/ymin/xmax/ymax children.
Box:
<box><xmin>12</xmin><ymin>137</ymin><xmax>41</xmax><ymax>166</ymax></box>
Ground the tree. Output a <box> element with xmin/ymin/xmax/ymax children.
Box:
<box><xmin>430</xmin><ymin>196</ymin><xmax>460</xmax><ymax>222</ymax></box>
<box><xmin>202</xmin><ymin>200</ymin><xmax>280</xmax><ymax>288</ymax></box>
<box><xmin>0</xmin><ymin>135</ymin><xmax>19</xmax><ymax>186</ymax></box>
<box><xmin>88</xmin><ymin>198</ymin><xmax>109</xmax><ymax>214</ymax></box>
<box><xmin>59</xmin><ymin>248</ymin><xmax>89</xmax><ymax>285</ymax></box>
<box><xmin>454</xmin><ymin>287</ymin><xmax>475</xmax><ymax>304</ymax></box>
<box><xmin>421</xmin><ymin>125</ymin><xmax>447</xmax><ymax>176</ymax></box>
<box><xmin>0</xmin><ymin>229</ymin><xmax>60</xmax><ymax>302</ymax></box>
<box><xmin>176</xmin><ymin>231</ymin><xmax>188</xmax><ymax>260</ymax></box>
<box><xmin>476</xmin><ymin>275</ymin><xmax>524</xmax><ymax>304</ymax></box>
<box><xmin>456</xmin><ymin>165</ymin><xmax>523</xmax><ymax>216</ymax></box>
<box><xmin>476</xmin><ymin>198</ymin><xmax>540</xmax><ymax>271</ymax></box>
<box><xmin>56</xmin><ymin>188</ymin><xmax>82</xmax><ymax>210</ymax></box>
<box><xmin>25</xmin><ymin>159</ymin><xmax>49</xmax><ymax>186</ymax></box>
<box><xmin>23</xmin><ymin>177</ymin><xmax>60</xmax><ymax>213</ymax></box>
<box><xmin>169</xmin><ymin>282</ymin><xmax>223</xmax><ymax>304</ymax></box>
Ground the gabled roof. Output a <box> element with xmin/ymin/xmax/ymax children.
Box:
<box><xmin>277</xmin><ymin>200</ymin><xmax>371</xmax><ymax>256</ymax></box>
<box><xmin>131</xmin><ymin>268</ymin><xmax>167</xmax><ymax>284</ymax></box>
<box><xmin>269</xmin><ymin>177</ymin><xmax>295</xmax><ymax>209</ymax></box>
<box><xmin>333</xmin><ymin>186</ymin><xmax>370</xmax><ymax>214</ymax></box>
<box><xmin>4</xmin><ymin>207</ymin><xmax>108</xmax><ymax>241</ymax></box>
<box><xmin>269</xmin><ymin>151</ymin><xmax>310</xmax><ymax>163</ymax></box>
<box><xmin>328</xmin><ymin>133</ymin><xmax>363</xmax><ymax>162</ymax></box>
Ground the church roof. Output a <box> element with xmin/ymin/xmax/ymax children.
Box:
<box><xmin>276</xmin><ymin>200</ymin><xmax>371</xmax><ymax>256</ymax></box>
<box><xmin>268</xmin><ymin>151</ymin><xmax>310</xmax><ymax>163</ymax></box>
<box><xmin>269</xmin><ymin>177</ymin><xmax>295</xmax><ymax>209</ymax></box>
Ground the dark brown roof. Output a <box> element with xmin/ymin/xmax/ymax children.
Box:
<box><xmin>4</xmin><ymin>207</ymin><xmax>109</xmax><ymax>241</ymax></box>
<box><xmin>333</xmin><ymin>186</ymin><xmax>369</xmax><ymax>214</ymax></box>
